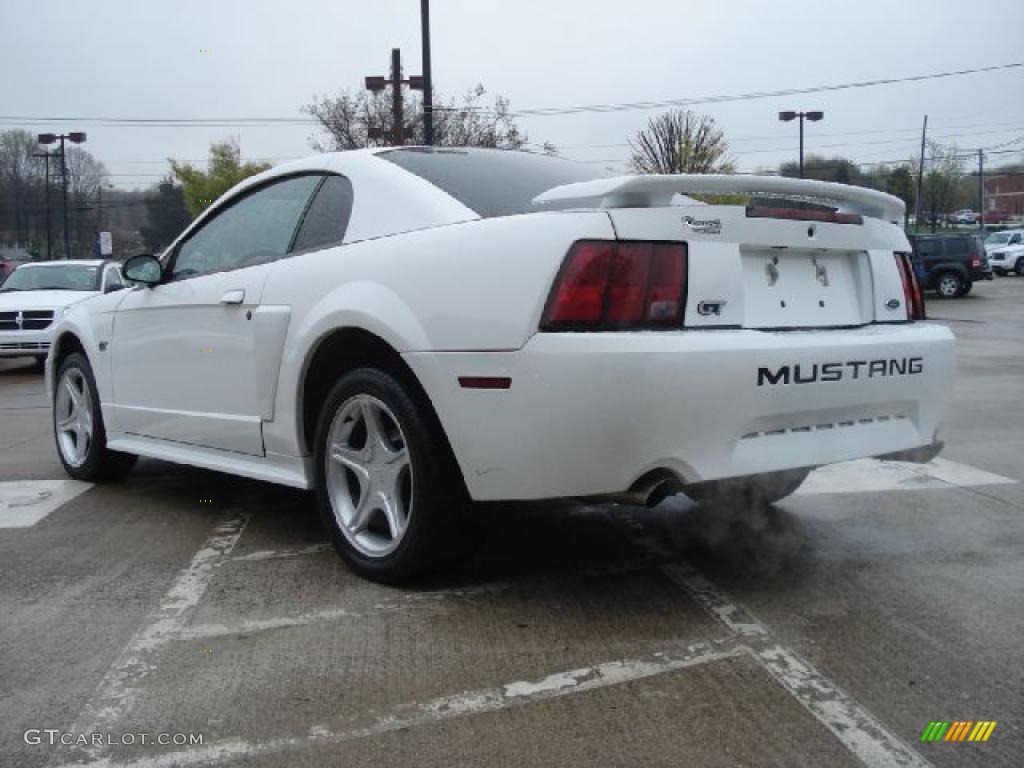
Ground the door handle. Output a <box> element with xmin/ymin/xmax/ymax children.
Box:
<box><xmin>220</xmin><ymin>289</ymin><xmax>245</xmax><ymax>305</ymax></box>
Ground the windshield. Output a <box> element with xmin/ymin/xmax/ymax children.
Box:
<box><xmin>378</xmin><ymin>147</ymin><xmax>608</xmax><ymax>218</ymax></box>
<box><xmin>985</xmin><ymin>233</ymin><xmax>1010</xmax><ymax>245</ymax></box>
<box><xmin>0</xmin><ymin>264</ymin><xmax>100</xmax><ymax>292</ymax></box>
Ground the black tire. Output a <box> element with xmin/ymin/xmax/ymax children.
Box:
<box><xmin>313</xmin><ymin>367</ymin><xmax>470</xmax><ymax>584</ymax></box>
<box><xmin>53</xmin><ymin>352</ymin><xmax>137</xmax><ymax>482</ymax></box>
<box><xmin>934</xmin><ymin>271</ymin><xmax>965</xmax><ymax>299</ymax></box>
<box><xmin>1016</xmin><ymin>258</ymin><xmax>1024</xmax><ymax>277</ymax></box>
<box><xmin>960</xmin><ymin>282</ymin><xmax>972</xmax><ymax>296</ymax></box>
<box><xmin>684</xmin><ymin>468</ymin><xmax>811</xmax><ymax>507</ymax></box>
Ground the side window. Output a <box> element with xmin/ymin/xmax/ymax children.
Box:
<box><xmin>915</xmin><ymin>239</ymin><xmax>939</xmax><ymax>258</ymax></box>
<box><xmin>171</xmin><ymin>175</ymin><xmax>322</xmax><ymax>280</ymax></box>
<box><xmin>291</xmin><ymin>175</ymin><xmax>354</xmax><ymax>253</ymax></box>
<box><xmin>945</xmin><ymin>238</ymin><xmax>968</xmax><ymax>256</ymax></box>
<box><xmin>1011</xmin><ymin>234</ymin><xmax>1021</xmax><ymax>245</ymax></box>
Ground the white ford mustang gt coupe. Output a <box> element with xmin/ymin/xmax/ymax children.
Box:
<box><xmin>47</xmin><ymin>147</ymin><xmax>954</xmax><ymax>582</ymax></box>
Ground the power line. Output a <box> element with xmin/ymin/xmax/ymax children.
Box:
<box><xmin>504</xmin><ymin>62</ymin><xmax>1024</xmax><ymax>118</ymax></box>
<box><xmin>2</xmin><ymin>62</ymin><xmax>1020</xmax><ymax>128</ymax></box>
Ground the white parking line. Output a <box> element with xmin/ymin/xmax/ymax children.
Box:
<box><xmin>228</xmin><ymin>542</ymin><xmax>332</xmax><ymax>562</ymax></box>
<box><xmin>0</xmin><ymin>479</ymin><xmax>91</xmax><ymax>528</ymax></box>
<box><xmin>58</xmin><ymin>643</ymin><xmax>746</xmax><ymax>768</ymax></box>
<box><xmin>797</xmin><ymin>457</ymin><xmax>1015</xmax><ymax>496</ymax></box>
<box><xmin>176</xmin><ymin>557</ymin><xmax>660</xmax><ymax>642</ymax></box>
<box><xmin>756</xmin><ymin>645</ymin><xmax>931</xmax><ymax>768</ymax></box>
<box><xmin>175</xmin><ymin>583</ymin><xmax>514</xmax><ymax>641</ymax></box>
<box><xmin>656</xmin><ymin>565</ymin><xmax>933</xmax><ymax>768</ymax></box>
<box><xmin>53</xmin><ymin>512</ymin><xmax>251</xmax><ymax>767</ymax></box>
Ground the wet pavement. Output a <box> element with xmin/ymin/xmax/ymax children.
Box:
<box><xmin>2</xmin><ymin>278</ymin><xmax>1022</xmax><ymax>767</ymax></box>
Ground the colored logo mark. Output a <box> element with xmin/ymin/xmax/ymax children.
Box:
<box><xmin>921</xmin><ymin>721</ymin><xmax>997</xmax><ymax>742</ymax></box>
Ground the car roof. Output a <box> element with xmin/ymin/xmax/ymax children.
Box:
<box><xmin>14</xmin><ymin>259</ymin><xmax>112</xmax><ymax>267</ymax></box>
<box><xmin>173</xmin><ymin>147</ymin><xmax>479</xmax><ymax>247</ymax></box>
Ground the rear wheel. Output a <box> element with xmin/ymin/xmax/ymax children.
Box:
<box><xmin>934</xmin><ymin>272</ymin><xmax>965</xmax><ymax>299</ymax></box>
<box><xmin>314</xmin><ymin>367</ymin><xmax>470</xmax><ymax>583</ymax></box>
<box><xmin>685</xmin><ymin>468</ymin><xmax>811</xmax><ymax>507</ymax></box>
<box><xmin>53</xmin><ymin>353</ymin><xmax>137</xmax><ymax>481</ymax></box>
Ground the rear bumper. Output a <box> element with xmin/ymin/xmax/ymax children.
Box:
<box><xmin>407</xmin><ymin>323</ymin><xmax>956</xmax><ymax>501</ymax></box>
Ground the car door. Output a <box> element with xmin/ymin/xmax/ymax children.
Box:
<box><xmin>108</xmin><ymin>174</ymin><xmax>323</xmax><ymax>455</ymax></box>
<box><xmin>914</xmin><ymin>238</ymin><xmax>940</xmax><ymax>285</ymax></box>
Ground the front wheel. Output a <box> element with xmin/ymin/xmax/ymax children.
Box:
<box><xmin>53</xmin><ymin>353</ymin><xmax>137</xmax><ymax>481</ymax></box>
<box><xmin>314</xmin><ymin>368</ymin><xmax>469</xmax><ymax>583</ymax></box>
<box><xmin>1015</xmin><ymin>258</ymin><xmax>1024</xmax><ymax>276</ymax></box>
<box><xmin>684</xmin><ymin>468</ymin><xmax>812</xmax><ymax>507</ymax></box>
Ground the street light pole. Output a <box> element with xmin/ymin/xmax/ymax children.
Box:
<box><xmin>38</xmin><ymin>132</ymin><xmax>86</xmax><ymax>259</ymax></box>
<box><xmin>364</xmin><ymin>51</ymin><xmax>424</xmax><ymax>146</ymax></box>
<box><xmin>31</xmin><ymin>151</ymin><xmax>54</xmax><ymax>260</ymax></box>
<box><xmin>778</xmin><ymin>111</ymin><xmax>823</xmax><ymax>179</ymax></box>
<box><xmin>59</xmin><ymin>135</ymin><xmax>70</xmax><ymax>259</ymax></box>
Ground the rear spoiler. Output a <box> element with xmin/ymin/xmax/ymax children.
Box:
<box><xmin>532</xmin><ymin>174</ymin><xmax>906</xmax><ymax>222</ymax></box>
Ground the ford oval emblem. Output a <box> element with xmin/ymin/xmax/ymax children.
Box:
<box><xmin>886</xmin><ymin>298</ymin><xmax>901</xmax><ymax>310</ymax></box>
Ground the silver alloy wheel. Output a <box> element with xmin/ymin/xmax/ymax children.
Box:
<box><xmin>937</xmin><ymin>274</ymin><xmax>960</xmax><ymax>297</ymax></box>
<box><xmin>325</xmin><ymin>394</ymin><xmax>413</xmax><ymax>558</ymax></box>
<box><xmin>55</xmin><ymin>367</ymin><xmax>93</xmax><ymax>468</ymax></box>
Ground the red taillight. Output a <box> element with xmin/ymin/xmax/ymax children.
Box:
<box><xmin>894</xmin><ymin>253</ymin><xmax>925</xmax><ymax>320</ymax></box>
<box><xmin>541</xmin><ymin>240</ymin><xmax>688</xmax><ymax>330</ymax></box>
<box><xmin>970</xmin><ymin>255</ymin><xmax>981</xmax><ymax>268</ymax></box>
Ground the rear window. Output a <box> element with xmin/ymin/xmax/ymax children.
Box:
<box><xmin>377</xmin><ymin>147</ymin><xmax>606</xmax><ymax>218</ymax></box>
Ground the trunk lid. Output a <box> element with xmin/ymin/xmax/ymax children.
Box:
<box><xmin>533</xmin><ymin>174</ymin><xmax>911</xmax><ymax>330</ymax></box>
<box><xmin>604</xmin><ymin>205</ymin><xmax>910</xmax><ymax>330</ymax></box>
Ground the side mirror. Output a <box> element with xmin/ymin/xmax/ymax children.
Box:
<box><xmin>123</xmin><ymin>254</ymin><xmax>162</xmax><ymax>286</ymax></box>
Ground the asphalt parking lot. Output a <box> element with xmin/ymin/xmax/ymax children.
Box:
<box><xmin>2</xmin><ymin>278</ymin><xmax>1022</xmax><ymax>768</ymax></box>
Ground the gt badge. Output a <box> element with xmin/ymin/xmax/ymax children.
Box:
<box><xmin>697</xmin><ymin>300</ymin><xmax>728</xmax><ymax>316</ymax></box>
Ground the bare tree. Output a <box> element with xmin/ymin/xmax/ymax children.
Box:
<box><xmin>916</xmin><ymin>141</ymin><xmax>966</xmax><ymax>231</ymax></box>
<box><xmin>65</xmin><ymin>146</ymin><xmax>107</xmax><ymax>256</ymax></box>
<box><xmin>0</xmin><ymin>130</ymin><xmax>46</xmax><ymax>250</ymax></box>
<box><xmin>303</xmin><ymin>84</ymin><xmax>530</xmax><ymax>151</ymax></box>
<box><xmin>629</xmin><ymin>110</ymin><xmax>733</xmax><ymax>174</ymax></box>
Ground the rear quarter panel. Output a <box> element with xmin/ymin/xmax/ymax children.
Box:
<box><xmin>260</xmin><ymin>210</ymin><xmax>616</xmax><ymax>456</ymax></box>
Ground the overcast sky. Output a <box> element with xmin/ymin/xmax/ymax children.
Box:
<box><xmin>3</xmin><ymin>0</ymin><xmax>1023</xmax><ymax>188</ymax></box>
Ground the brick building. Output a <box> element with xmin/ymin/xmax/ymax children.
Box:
<box><xmin>985</xmin><ymin>173</ymin><xmax>1024</xmax><ymax>217</ymax></box>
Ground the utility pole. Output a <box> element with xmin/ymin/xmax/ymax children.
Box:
<box><xmin>978</xmin><ymin>148</ymin><xmax>985</xmax><ymax>232</ymax></box>
<box><xmin>913</xmin><ymin>115</ymin><xmax>927</xmax><ymax>233</ymax></box>
<box><xmin>420</xmin><ymin>0</ymin><xmax>434</xmax><ymax>145</ymax></box>
<box><xmin>365</xmin><ymin>50</ymin><xmax>424</xmax><ymax>146</ymax></box>
<box><xmin>391</xmin><ymin>48</ymin><xmax>404</xmax><ymax>145</ymax></box>
<box><xmin>31</xmin><ymin>151</ymin><xmax>54</xmax><ymax>260</ymax></box>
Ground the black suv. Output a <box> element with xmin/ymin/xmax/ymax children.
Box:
<box><xmin>907</xmin><ymin>234</ymin><xmax>992</xmax><ymax>298</ymax></box>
